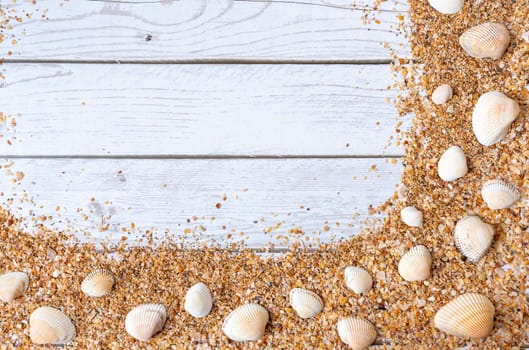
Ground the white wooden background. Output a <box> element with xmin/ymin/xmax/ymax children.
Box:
<box><xmin>0</xmin><ymin>0</ymin><xmax>409</xmax><ymax>249</ymax></box>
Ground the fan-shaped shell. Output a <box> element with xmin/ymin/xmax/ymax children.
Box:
<box><xmin>81</xmin><ymin>269</ymin><xmax>115</xmax><ymax>297</ymax></box>
<box><xmin>398</xmin><ymin>245</ymin><xmax>432</xmax><ymax>282</ymax></box>
<box><xmin>438</xmin><ymin>146</ymin><xmax>468</xmax><ymax>181</ymax></box>
<box><xmin>481</xmin><ymin>179</ymin><xmax>519</xmax><ymax>210</ymax></box>
<box><xmin>29</xmin><ymin>307</ymin><xmax>76</xmax><ymax>345</ymax></box>
<box><xmin>400</xmin><ymin>206</ymin><xmax>423</xmax><ymax>227</ymax></box>
<box><xmin>434</xmin><ymin>293</ymin><xmax>494</xmax><ymax>338</ymax></box>
<box><xmin>344</xmin><ymin>267</ymin><xmax>373</xmax><ymax>294</ymax></box>
<box><xmin>427</xmin><ymin>0</ymin><xmax>463</xmax><ymax>14</ymax></box>
<box><xmin>432</xmin><ymin>84</ymin><xmax>453</xmax><ymax>105</ymax></box>
<box><xmin>184</xmin><ymin>282</ymin><xmax>212</xmax><ymax>318</ymax></box>
<box><xmin>289</xmin><ymin>288</ymin><xmax>323</xmax><ymax>319</ymax></box>
<box><xmin>459</xmin><ymin>22</ymin><xmax>510</xmax><ymax>59</ymax></box>
<box><xmin>472</xmin><ymin>91</ymin><xmax>520</xmax><ymax>146</ymax></box>
<box><xmin>0</xmin><ymin>271</ymin><xmax>29</xmax><ymax>303</ymax></box>
<box><xmin>125</xmin><ymin>303</ymin><xmax>166</xmax><ymax>342</ymax></box>
<box><xmin>454</xmin><ymin>216</ymin><xmax>494</xmax><ymax>262</ymax></box>
<box><xmin>222</xmin><ymin>303</ymin><xmax>269</xmax><ymax>342</ymax></box>
<box><xmin>337</xmin><ymin>317</ymin><xmax>376</xmax><ymax>350</ymax></box>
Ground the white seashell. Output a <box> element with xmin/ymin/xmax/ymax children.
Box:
<box><xmin>432</xmin><ymin>84</ymin><xmax>453</xmax><ymax>105</ymax></box>
<box><xmin>427</xmin><ymin>0</ymin><xmax>464</xmax><ymax>14</ymax></box>
<box><xmin>472</xmin><ymin>91</ymin><xmax>520</xmax><ymax>146</ymax></box>
<box><xmin>184</xmin><ymin>282</ymin><xmax>212</xmax><ymax>318</ymax></box>
<box><xmin>522</xmin><ymin>31</ymin><xmax>529</xmax><ymax>43</ymax></box>
<box><xmin>0</xmin><ymin>272</ymin><xmax>29</xmax><ymax>303</ymax></box>
<box><xmin>438</xmin><ymin>146</ymin><xmax>468</xmax><ymax>181</ymax></box>
<box><xmin>400</xmin><ymin>206</ymin><xmax>423</xmax><ymax>227</ymax></box>
<box><xmin>289</xmin><ymin>288</ymin><xmax>323</xmax><ymax>319</ymax></box>
<box><xmin>337</xmin><ymin>317</ymin><xmax>377</xmax><ymax>350</ymax></box>
<box><xmin>29</xmin><ymin>307</ymin><xmax>76</xmax><ymax>345</ymax></box>
<box><xmin>434</xmin><ymin>293</ymin><xmax>494</xmax><ymax>338</ymax></box>
<box><xmin>125</xmin><ymin>303</ymin><xmax>167</xmax><ymax>342</ymax></box>
<box><xmin>222</xmin><ymin>303</ymin><xmax>269</xmax><ymax>342</ymax></box>
<box><xmin>459</xmin><ymin>22</ymin><xmax>510</xmax><ymax>59</ymax></box>
<box><xmin>398</xmin><ymin>245</ymin><xmax>432</xmax><ymax>282</ymax></box>
<box><xmin>454</xmin><ymin>216</ymin><xmax>494</xmax><ymax>262</ymax></box>
<box><xmin>81</xmin><ymin>269</ymin><xmax>115</xmax><ymax>297</ymax></box>
<box><xmin>481</xmin><ymin>179</ymin><xmax>519</xmax><ymax>210</ymax></box>
<box><xmin>344</xmin><ymin>267</ymin><xmax>373</xmax><ymax>294</ymax></box>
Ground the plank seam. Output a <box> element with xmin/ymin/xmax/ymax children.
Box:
<box><xmin>0</xmin><ymin>155</ymin><xmax>404</xmax><ymax>159</ymax></box>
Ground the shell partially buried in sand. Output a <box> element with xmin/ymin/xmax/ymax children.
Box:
<box><xmin>459</xmin><ymin>22</ymin><xmax>510</xmax><ymax>59</ymax></box>
<box><xmin>427</xmin><ymin>0</ymin><xmax>464</xmax><ymax>14</ymax></box>
<box><xmin>289</xmin><ymin>288</ymin><xmax>323</xmax><ymax>319</ymax></box>
<box><xmin>481</xmin><ymin>179</ymin><xmax>519</xmax><ymax>210</ymax></box>
<box><xmin>337</xmin><ymin>317</ymin><xmax>376</xmax><ymax>350</ymax></box>
<box><xmin>0</xmin><ymin>271</ymin><xmax>29</xmax><ymax>303</ymax></box>
<box><xmin>431</xmin><ymin>84</ymin><xmax>453</xmax><ymax>105</ymax></box>
<box><xmin>29</xmin><ymin>307</ymin><xmax>76</xmax><ymax>345</ymax></box>
<box><xmin>125</xmin><ymin>303</ymin><xmax>167</xmax><ymax>342</ymax></box>
<box><xmin>222</xmin><ymin>303</ymin><xmax>269</xmax><ymax>342</ymax></box>
<box><xmin>438</xmin><ymin>146</ymin><xmax>468</xmax><ymax>182</ymax></box>
<box><xmin>398</xmin><ymin>245</ymin><xmax>432</xmax><ymax>282</ymax></box>
<box><xmin>454</xmin><ymin>216</ymin><xmax>494</xmax><ymax>262</ymax></box>
<box><xmin>344</xmin><ymin>267</ymin><xmax>373</xmax><ymax>294</ymax></box>
<box><xmin>184</xmin><ymin>282</ymin><xmax>213</xmax><ymax>318</ymax></box>
<box><xmin>81</xmin><ymin>269</ymin><xmax>115</xmax><ymax>297</ymax></box>
<box><xmin>400</xmin><ymin>206</ymin><xmax>423</xmax><ymax>227</ymax></box>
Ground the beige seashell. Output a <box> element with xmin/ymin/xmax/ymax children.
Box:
<box><xmin>400</xmin><ymin>206</ymin><xmax>423</xmax><ymax>227</ymax></box>
<box><xmin>344</xmin><ymin>267</ymin><xmax>373</xmax><ymax>294</ymax></box>
<box><xmin>125</xmin><ymin>303</ymin><xmax>166</xmax><ymax>342</ymax></box>
<box><xmin>398</xmin><ymin>245</ymin><xmax>432</xmax><ymax>282</ymax></box>
<box><xmin>427</xmin><ymin>0</ymin><xmax>463</xmax><ymax>14</ymax></box>
<box><xmin>81</xmin><ymin>269</ymin><xmax>115</xmax><ymax>297</ymax></box>
<box><xmin>29</xmin><ymin>307</ymin><xmax>76</xmax><ymax>345</ymax></box>
<box><xmin>434</xmin><ymin>293</ymin><xmax>494</xmax><ymax>338</ymax></box>
<box><xmin>454</xmin><ymin>216</ymin><xmax>494</xmax><ymax>262</ymax></box>
<box><xmin>459</xmin><ymin>22</ymin><xmax>510</xmax><ymax>59</ymax></box>
<box><xmin>0</xmin><ymin>272</ymin><xmax>29</xmax><ymax>303</ymax></box>
<box><xmin>432</xmin><ymin>84</ymin><xmax>453</xmax><ymax>105</ymax></box>
<box><xmin>289</xmin><ymin>288</ymin><xmax>323</xmax><ymax>319</ymax></box>
<box><xmin>184</xmin><ymin>282</ymin><xmax>212</xmax><ymax>318</ymax></box>
<box><xmin>472</xmin><ymin>91</ymin><xmax>520</xmax><ymax>146</ymax></box>
<box><xmin>481</xmin><ymin>179</ymin><xmax>519</xmax><ymax>210</ymax></box>
<box><xmin>222</xmin><ymin>303</ymin><xmax>269</xmax><ymax>342</ymax></box>
<box><xmin>337</xmin><ymin>317</ymin><xmax>377</xmax><ymax>350</ymax></box>
<box><xmin>438</xmin><ymin>146</ymin><xmax>468</xmax><ymax>182</ymax></box>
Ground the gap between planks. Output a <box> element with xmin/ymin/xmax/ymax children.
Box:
<box><xmin>0</xmin><ymin>155</ymin><xmax>403</xmax><ymax>159</ymax></box>
<box><xmin>0</xmin><ymin>58</ymin><xmax>417</xmax><ymax>64</ymax></box>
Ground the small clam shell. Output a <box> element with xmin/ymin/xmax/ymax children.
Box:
<box><xmin>184</xmin><ymin>282</ymin><xmax>212</xmax><ymax>318</ymax></box>
<box><xmin>289</xmin><ymin>288</ymin><xmax>323</xmax><ymax>319</ymax></box>
<box><xmin>427</xmin><ymin>0</ymin><xmax>463</xmax><ymax>14</ymax></box>
<box><xmin>438</xmin><ymin>146</ymin><xmax>468</xmax><ymax>182</ymax></box>
<box><xmin>400</xmin><ymin>206</ymin><xmax>423</xmax><ymax>227</ymax></box>
<box><xmin>344</xmin><ymin>267</ymin><xmax>372</xmax><ymax>294</ymax></box>
<box><xmin>0</xmin><ymin>272</ymin><xmax>29</xmax><ymax>303</ymax></box>
<box><xmin>398</xmin><ymin>245</ymin><xmax>432</xmax><ymax>282</ymax></box>
<box><xmin>459</xmin><ymin>22</ymin><xmax>510</xmax><ymax>59</ymax></box>
<box><xmin>222</xmin><ymin>303</ymin><xmax>269</xmax><ymax>342</ymax></box>
<box><xmin>337</xmin><ymin>317</ymin><xmax>376</xmax><ymax>350</ymax></box>
<box><xmin>481</xmin><ymin>179</ymin><xmax>519</xmax><ymax>210</ymax></box>
<box><xmin>81</xmin><ymin>269</ymin><xmax>115</xmax><ymax>297</ymax></box>
<box><xmin>29</xmin><ymin>307</ymin><xmax>76</xmax><ymax>345</ymax></box>
<box><xmin>434</xmin><ymin>293</ymin><xmax>494</xmax><ymax>338</ymax></box>
<box><xmin>432</xmin><ymin>84</ymin><xmax>453</xmax><ymax>105</ymax></box>
<box><xmin>454</xmin><ymin>216</ymin><xmax>494</xmax><ymax>262</ymax></box>
<box><xmin>125</xmin><ymin>303</ymin><xmax>166</xmax><ymax>342</ymax></box>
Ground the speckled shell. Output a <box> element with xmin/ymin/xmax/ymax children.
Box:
<box><xmin>0</xmin><ymin>272</ymin><xmax>29</xmax><ymax>303</ymax></box>
<box><xmin>434</xmin><ymin>293</ymin><xmax>494</xmax><ymax>338</ymax></box>
<box><xmin>438</xmin><ymin>146</ymin><xmax>468</xmax><ymax>182</ymax></box>
<box><xmin>125</xmin><ymin>303</ymin><xmax>166</xmax><ymax>342</ymax></box>
<box><xmin>184</xmin><ymin>282</ymin><xmax>212</xmax><ymax>318</ymax></box>
<box><xmin>459</xmin><ymin>22</ymin><xmax>510</xmax><ymax>59</ymax></box>
<box><xmin>344</xmin><ymin>267</ymin><xmax>373</xmax><ymax>294</ymax></box>
<box><xmin>289</xmin><ymin>288</ymin><xmax>323</xmax><ymax>319</ymax></box>
<box><xmin>398</xmin><ymin>245</ymin><xmax>432</xmax><ymax>282</ymax></box>
<box><xmin>454</xmin><ymin>216</ymin><xmax>494</xmax><ymax>262</ymax></box>
<box><xmin>337</xmin><ymin>317</ymin><xmax>377</xmax><ymax>350</ymax></box>
<box><xmin>472</xmin><ymin>91</ymin><xmax>520</xmax><ymax>146</ymax></box>
<box><xmin>432</xmin><ymin>84</ymin><xmax>453</xmax><ymax>105</ymax></box>
<box><xmin>400</xmin><ymin>206</ymin><xmax>423</xmax><ymax>227</ymax></box>
<box><xmin>222</xmin><ymin>303</ymin><xmax>269</xmax><ymax>342</ymax></box>
<box><xmin>481</xmin><ymin>179</ymin><xmax>519</xmax><ymax>210</ymax></box>
<box><xmin>81</xmin><ymin>269</ymin><xmax>115</xmax><ymax>297</ymax></box>
<box><xmin>427</xmin><ymin>0</ymin><xmax>463</xmax><ymax>14</ymax></box>
<box><xmin>29</xmin><ymin>307</ymin><xmax>76</xmax><ymax>345</ymax></box>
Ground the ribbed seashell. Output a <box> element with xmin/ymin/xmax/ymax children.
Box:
<box><xmin>29</xmin><ymin>307</ymin><xmax>76</xmax><ymax>345</ymax></box>
<box><xmin>398</xmin><ymin>245</ymin><xmax>432</xmax><ymax>282</ymax></box>
<box><xmin>434</xmin><ymin>293</ymin><xmax>494</xmax><ymax>338</ymax></box>
<box><xmin>125</xmin><ymin>303</ymin><xmax>166</xmax><ymax>342</ymax></box>
<box><xmin>184</xmin><ymin>282</ymin><xmax>212</xmax><ymax>318</ymax></box>
<box><xmin>81</xmin><ymin>269</ymin><xmax>115</xmax><ymax>297</ymax></box>
<box><xmin>344</xmin><ymin>267</ymin><xmax>373</xmax><ymax>294</ymax></box>
<box><xmin>460</xmin><ymin>22</ymin><xmax>510</xmax><ymax>59</ymax></box>
<box><xmin>337</xmin><ymin>317</ymin><xmax>377</xmax><ymax>350</ymax></box>
<box><xmin>400</xmin><ymin>206</ymin><xmax>423</xmax><ymax>227</ymax></box>
<box><xmin>454</xmin><ymin>216</ymin><xmax>494</xmax><ymax>262</ymax></box>
<box><xmin>481</xmin><ymin>179</ymin><xmax>519</xmax><ymax>210</ymax></box>
<box><xmin>289</xmin><ymin>288</ymin><xmax>323</xmax><ymax>319</ymax></box>
<box><xmin>0</xmin><ymin>272</ymin><xmax>29</xmax><ymax>303</ymax></box>
<box><xmin>472</xmin><ymin>91</ymin><xmax>520</xmax><ymax>146</ymax></box>
<box><xmin>427</xmin><ymin>0</ymin><xmax>463</xmax><ymax>14</ymax></box>
<box><xmin>222</xmin><ymin>303</ymin><xmax>269</xmax><ymax>342</ymax></box>
<box><xmin>432</xmin><ymin>84</ymin><xmax>453</xmax><ymax>105</ymax></box>
<box><xmin>438</xmin><ymin>146</ymin><xmax>468</xmax><ymax>182</ymax></box>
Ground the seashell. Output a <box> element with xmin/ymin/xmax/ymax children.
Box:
<box><xmin>398</xmin><ymin>245</ymin><xmax>432</xmax><ymax>282</ymax></box>
<box><xmin>522</xmin><ymin>31</ymin><xmax>529</xmax><ymax>43</ymax></box>
<box><xmin>29</xmin><ymin>307</ymin><xmax>76</xmax><ymax>345</ymax></box>
<box><xmin>337</xmin><ymin>317</ymin><xmax>377</xmax><ymax>350</ymax></box>
<box><xmin>81</xmin><ymin>269</ymin><xmax>115</xmax><ymax>297</ymax></box>
<box><xmin>125</xmin><ymin>303</ymin><xmax>166</xmax><ymax>342</ymax></box>
<box><xmin>459</xmin><ymin>22</ymin><xmax>510</xmax><ymax>59</ymax></box>
<box><xmin>432</xmin><ymin>84</ymin><xmax>453</xmax><ymax>105</ymax></box>
<box><xmin>344</xmin><ymin>267</ymin><xmax>373</xmax><ymax>294</ymax></box>
<box><xmin>184</xmin><ymin>282</ymin><xmax>212</xmax><ymax>318</ymax></box>
<box><xmin>289</xmin><ymin>288</ymin><xmax>323</xmax><ymax>319</ymax></box>
<box><xmin>481</xmin><ymin>179</ymin><xmax>519</xmax><ymax>210</ymax></box>
<box><xmin>434</xmin><ymin>293</ymin><xmax>494</xmax><ymax>338</ymax></box>
<box><xmin>222</xmin><ymin>303</ymin><xmax>269</xmax><ymax>342</ymax></box>
<box><xmin>0</xmin><ymin>271</ymin><xmax>29</xmax><ymax>303</ymax></box>
<box><xmin>438</xmin><ymin>146</ymin><xmax>468</xmax><ymax>182</ymax></box>
<box><xmin>454</xmin><ymin>216</ymin><xmax>494</xmax><ymax>262</ymax></box>
<box><xmin>472</xmin><ymin>91</ymin><xmax>520</xmax><ymax>146</ymax></box>
<box><xmin>427</xmin><ymin>0</ymin><xmax>463</xmax><ymax>14</ymax></box>
<box><xmin>400</xmin><ymin>206</ymin><xmax>423</xmax><ymax>227</ymax></box>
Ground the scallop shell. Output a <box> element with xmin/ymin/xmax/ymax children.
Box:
<box><xmin>481</xmin><ymin>179</ymin><xmax>519</xmax><ymax>210</ymax></box>
<box><xmin>454</xmin><ymin>216</ymin><xmax>494</xmax><ymax>262</ymax></box>
<box><xmin>81</xmin><ymin>269</ymin><xmax>115</xmax><ymax>297</ymax></box>
<box><xmin>400</xmin><ymin>206</ymin><xmax>423</xmax><ymax>227</ymax></box>
<box><xmin>459</xmin><ymin>22</ymin><xmax>510</xmax><ymax>59</ymax></box>
<box><xmin>434</xmin><ymin>293</ymin><xmax>494</xmax><ymax>338</ymax></box>
<box><xmin>0</xmin><ymin>271</ymin><xmax>29</xmax><ymax>303</ymax></box>
<box><xmin>289</xmin><ymin>288</ymin><xmax>323</xmax><ymax>319</ymax></box>
<box><xmin>472</xmin><ymin>91</ymin><xmax>520</xmax><ymax>146</ymax></box>
<box><xmin>344</xmin><ymin>267</ymin><xmax>373</xmax><ymax>294</ymax></box>
<box><xmin>125</xmin><ymin>303</ymin><xmax>167</xmax><ymax>342</ymax></box>
<box><xmin>432</xmin><ymin>84</ymin><xmax>453</xmax><ymax>105</ymax></box>
<box><xmin>427</xmin><ymin>0</ymin><xmax>463</xmax><ymax>14</ymax></box>
<box><xmin>29</xmin><ymin>307</ymin><xmax>76</xmax><ymax>345</ymax></box>
<box><xmin>337</xmin><ymin>317</ymin><xmax>376</xmax><ymax>350</ymax></box>
<box><xmin>222</xmin><ymin>303</ymin><xmax>269</xmax><ymax>342</ymax></box>
<box><xmin>398</xmin><ymin>245</ymin><xmax>432</xmax><ymax>282</ymax></box>
<box><xmin>438</xmin><ymin>146</ymin><xmax>468</xmax><ymax>182</ymax></box>
<box><xmin>184</xmin><ymin>282</ymin><xmax>212</xmax><ymax>318</ymax></box>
